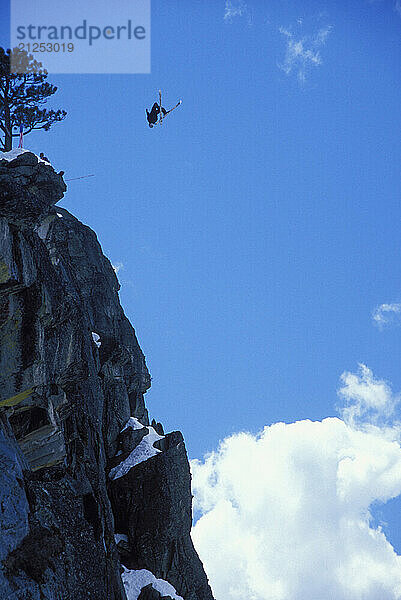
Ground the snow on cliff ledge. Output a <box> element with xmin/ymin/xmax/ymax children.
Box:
<box><xmin>109</xmin><ymin>417</ymin><xmax>164</xmax><ymax>480</ymax></box>
<box><xmin>122</xmin><ymin>568</ymin><xmax>184</xmax><ymax>600</ymax></box>
<box><xmin>0</xmin><ymin>148</ymin><xmax>50</xmax><ymax>163</ymax></box>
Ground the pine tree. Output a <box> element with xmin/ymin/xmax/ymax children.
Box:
<box><xmin>0</xmin><ymin>47</ymin><xmax>66</xmax><ymax>152</ymax></box>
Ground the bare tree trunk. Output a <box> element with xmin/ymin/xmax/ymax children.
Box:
<box><xmin>4</xmin><ymin>126</ymin><xmax>12</xmax><ymax>152</ymax></box>
<box><xmin>4</xmin><ymin>107</ymin><xmax>12</xmax><ymax>151</ymax></box>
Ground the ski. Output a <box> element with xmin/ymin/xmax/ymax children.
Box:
<box><xmin>153</xmin><ymin>93</ymin><xmax>182</xmax><ymax>126</ymax></box>
<box><xmin>163</xmin><ymin>99</ymin><xmax>182</xmax><ymax>117</ymax></box>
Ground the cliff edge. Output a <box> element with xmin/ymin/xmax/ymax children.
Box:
<box><xmin>0</xmin><ymin>150</ymin><xmax>215</xmax><ymax>600</ymax></box>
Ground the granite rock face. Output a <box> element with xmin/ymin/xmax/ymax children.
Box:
<box><xmin>0</xmin><ymin>152</ymin><xmax>214</xmax><ymax>600</ymax></box>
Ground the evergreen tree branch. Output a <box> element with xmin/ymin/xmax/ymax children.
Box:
<box><xmin>0</xmin><ymin>47</ymin><xmax>66</xmax><ymax>150</ymax></box>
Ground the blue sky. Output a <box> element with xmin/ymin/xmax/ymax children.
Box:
<box><xmin>2</xmin><ymin>2</ymin><xmax>401</xmax><ymax>597</ymax></box>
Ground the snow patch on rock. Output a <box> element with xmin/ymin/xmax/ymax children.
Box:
<box><xmin>109</xmin><ymin>417</ymin><xmax>164</xmax><ymax>480</ymax></box>
<box><xmin>0</xmin><ymin>148</ymin><xmax>48</xmax><ymax>163</ymax></box>
<box><xmin>122</xmin><ymin>567</ymin><xmax>184</xmax><ymax>600</ymax></box>
<box><xmin>121</xmin><ymin>417</ymin><xmax>144</xmax><ymax>432</ymax></box>
<box><xmin>91</xmin><ymin>332</ymin><xmax>101</xmax><ymax>348</ymax></box>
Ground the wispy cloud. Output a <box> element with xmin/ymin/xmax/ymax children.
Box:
<box><xmin>338</xmin><ymin>363</ymin><xmax>399</xmax><ymax>430</ymax></box>
<box><xmin>191</xmin><ymin>365</ymin><xmax>401</xmax><ymax>600</ymax></box>
<box><xmin>372</xmin><ymin>303</ymin><xmax>401</xmax><ymax>328</ymax></box>
<box><xmin>112</xmin><ymin>262</ymin><xmax>124</xmax><ymax>274</ymax></box>
<box><xmin>395</xmin><ymin>0</ymin><xmax>401</xmax><ymax>17</ymax></box>
<box><xmin>279</xmin><ymin>24</ymin><xmax>333</xmax><ymax>82</ymax></box>
<box><xmin>224</xmin><ymin>0</ymin><xmax>247</xmax><ymax>22</ymax></box>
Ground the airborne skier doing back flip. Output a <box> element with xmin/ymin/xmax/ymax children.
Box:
<box><xmin>146</xmin><ymin>91</ymin><xmax>182</xmax><ymax>128</ymax></box>
<box><xmin>146</xmin><ymin>102</ymin><xmax>165</xmax><ymax>128</ymax></box>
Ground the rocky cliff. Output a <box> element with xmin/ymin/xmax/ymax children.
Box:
<box><xmin>0</xmin><ymin>150</ymin><xmax>215</xmax><ymax>600</ymax></box>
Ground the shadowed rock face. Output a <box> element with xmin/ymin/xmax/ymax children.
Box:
<box><xmin>110</xmin><ymin>431</ymin><xmax>214</xmax><ymax>600</ymax></box>
<box><xmin>0</xmin><ymin>152</ymin><xmax>66</xmax><ymax>224</ymax></box>
<box><xmin>0</xmin><ymin>152</ymin><xmax>215</xmax><ymax>600</ymax></box>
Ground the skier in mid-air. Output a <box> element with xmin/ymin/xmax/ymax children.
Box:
<box><xmin>146</xmin><ymin>102</ymin><xmax>166</xmax><ymax>128</ymax></box>
<box><xmin>146</xmin><ymin>91</ymin><xmax>182</xmax><ymax>128</ymax></box>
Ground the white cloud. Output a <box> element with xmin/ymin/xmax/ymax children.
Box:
<box><xmin>191</xmin><ymin>365</ymin><xmax>401</xmax><ymax>600</ymax></box>
<box><xmin>373</xmin><ymin>303</ymin><xmax>401</xmax><ymax>328</ymax></box>
<box><xmin>279</xmin><ymin>25</ymin><xmax>333</xmax><ymax>82</ymax></box>
<box><xmin>338</xmin><ymin>364</ymin><xmax>399</xmax><ymax>430</ymax></box>
<box><xmin>112</xmin><ymin>262</ymin><xmax>124</xmax><ymax>274</ymax></box>
<box><xmin>224</xmin><ymin>1</ymin><xmax>247</xmax><ymax>22</ymax></box>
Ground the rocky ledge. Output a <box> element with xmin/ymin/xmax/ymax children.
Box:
<box><xmin>0</xmin><ymin>150</ymin><xmax>66</xmax><ymax>224</ymax></box>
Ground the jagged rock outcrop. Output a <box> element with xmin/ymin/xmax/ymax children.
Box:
<box><xmin>0</xmin><ymin>151</ymin><xmax>214</xmax><ymax>600</ymax></box>
<box><xmin>110</xmin><ymin>430</ymin><xmax>211</xmax><ymax>600</ymax></box>
<box><xmin>0</xmin><ymin>151</ymin><xmax>66</xmax><ymax>224</ymax></box>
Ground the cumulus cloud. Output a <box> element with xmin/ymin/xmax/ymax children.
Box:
<box><xmin>372</xmin><ymin>303</ymin><xmax>401</xmax><ymax>328</ymax></box>
<box><xmin>191</xmin><ymin>364</ymin><xmax>401</xmax><ymax>600</ymax></box>
<box><xmin>279</xmin><ymin>24</ymin><xmax>333</xmax><ymax>82</ymax></box>
<box><xmin>224</xmin><ymin>1</ymin><xmax>247</xmax><ymax>22</ymax></box>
